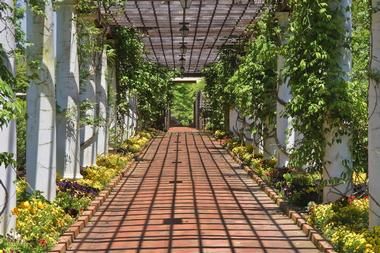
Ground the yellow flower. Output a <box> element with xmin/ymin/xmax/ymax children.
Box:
<box><xmin>11</xmin><ymin>207</ymin><xmax>18</xmax><ymax>216</ymax></box>
<box><xmin>21</xmin><ymin>201</ymin><xmax>30</xmax><ymax>209</ymax></box>
<box><xmin>37</xmin><ymin>201</ymin><xmax>44</xmax><ymax>209</ymax></box>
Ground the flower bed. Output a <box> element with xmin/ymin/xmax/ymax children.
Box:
<box><xmin>1</xmin><ymin>130</ymin><xmax>156</xmax><ymax>252</ymax></box>
<box><xmin>214</xmin><ymin>130</ymin><xmax>380</xmax><ymax>253</ymax></box>
<box><xmin>308</xmin><ymin>198</ymin><xmax>380</xmax><ymax>253</ymax></box>
<box><xmin>219</xmin><ymin>134</ymin><xmax>322</xmax><ymax>207</ymax></box>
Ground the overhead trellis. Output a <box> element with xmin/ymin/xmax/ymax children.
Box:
<box><xmin>110</xmin><ymin>0</ymin><xmax>265</xmax><ymax>75</ymax></box>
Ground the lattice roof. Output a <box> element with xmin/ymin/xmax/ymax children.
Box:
<box><xmin>112</xmin><ymin>0</ymin><xmax>265</xmax><ymax>75</ymax></box>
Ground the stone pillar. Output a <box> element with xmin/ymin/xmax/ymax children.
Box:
<box><xmin>369</xmin><ymin>0</ymin><xmax>380</xmax><ymax>227</ymax></box>
<box><xmin>25</xmin><ymin>1</ymin><xmax>57</xmax><ymax>200</ymax></box>
<box><xmin>323</xmin><ymin>0</ymin><xmax>352</xmax><ymax>202</ymax></box>
<box><xmin>0</xmin><ymin>0</ymin><xmax>16</xmax><ymax>235</ymax></box>
<box><xmin>96</xmin><ymin>50</ymin><xmax>108</xmax><ymax>155</ymax></box>
<box><xmin>275</xmin><ymin>12</ymin><xmax>291</xmax><ymax>167</ymax></box>
<box><xmin>79</xmin><ymin>52</ymin><xmax>97</xmax><ymax>167</ymax></box>
<box><xmin>56</xmin><ymin>0</ymin><xmax>82</xmax><ymax>179</ymax></box>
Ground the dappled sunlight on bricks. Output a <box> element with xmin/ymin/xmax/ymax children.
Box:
<box><xmin>67</xmin><ymin>129</ymin><xmax>321</xmax><ymax>252</ymax></box>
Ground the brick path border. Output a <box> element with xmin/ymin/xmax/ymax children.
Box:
<box><xmin>49</xmin><ymin>139</ymin><xmax>154</xmax><ymax>253</ymax></box>
<box><xmin>223</xmin><ymin>144</ymin><xmax>336</xmax><ymax>253</ymax></box>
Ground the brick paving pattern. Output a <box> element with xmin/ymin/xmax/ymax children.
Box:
<box><xmin>68</xmin><ymin>128</ymin><xmax>321</xmax><ymax>253</ymax></box>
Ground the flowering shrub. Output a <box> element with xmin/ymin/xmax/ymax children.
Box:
<box><xmin>121</xmin><ymin>131</ymin><xmax>152</xmax><ymax>153</ymax></box>
<box><xmin>0</xmin><ymin>237</ymin><xmax>42</xmax><ymax>253</ymax></box>
<box><xmin>16</xmin><ymin>178</ymin><xmax>28</xmax><ymax>202</ymax></box>
<box><xmin>5</xmin><ymin>131</ymin><xmax>155</xmax><ymax>251</ymax></box>
<box><xmin>12</xmin><ymin>198</ymin><xmax>73</xmax><ymax>249</ymax></box>
<box><xmin>79</xmin><ymin>165</ymin><xmax>118</xmax><ymax>190</ymax></box>
<box><xmin>222</xmin><ymin>138</ymin><xmax>240</xmax><ymax>150</ymax></box>
<box><xmin>214</xmin><ymin>130</ymin><xmax>228</xmax><ymax>140</ymax></box>
<box><xmin>96</xmin><ymin>153</ymin><xmax>132</xmax><ymax>170</ymax></box>
<box><xmin>274</xmin><ymin>169</ymin><xmax>322</xmax><ymax>206</ymax></box>
<box><xmin>222</xmin><ymin>136</ymin><xmax>322</xmax><ymax>206</ymax></box>
<box><xmin>308</xmin><ymin>198</ymin><xmax>380</xmax><ymax>253</ymax></box>
<box><xmin>79</xmin><ymin>153</ymin><xmax>133</xmax><ymax>190</ymax></box>
<box><xmin>366</xmin><ymin>226</ymin><xmax>380</xmax><ymax>253</ymax></box>
<box><xmin>54</xmin><ymin>192</ymin><xmax>92</xmax><ymax>217</ymax></box>
<box><xmin>57</xmin><ymin>180</ymin><xmax>99</xmax><ymax>198</ymax></box>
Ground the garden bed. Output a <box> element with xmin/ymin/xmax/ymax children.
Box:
<box><xmin>213</xmin><ymin>130</ymin><xmax>379</xmax><ymax>253</ymax></box>
<box><xmin>0</xmin><ymin>130</ymin><xmax>157</xmax><ymax>253</ymax></box>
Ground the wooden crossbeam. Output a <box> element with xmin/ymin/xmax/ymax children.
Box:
<box><xmin>111</xmin><ymin>0</ymin><xmax>265</xmax><ymax>74</ymax></box>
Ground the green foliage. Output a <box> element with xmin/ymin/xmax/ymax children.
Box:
<box><xmin>284</xmin><ymin>0</ymin><xmax>354</xmax><ymax>169</ymax></box>
<box><xmin>79</xmin><ymin>153</ymin><xmax>132</xmax><ymax>189</ymax></box>
<box><xmin>16</xmin><ymin>100</ymin><xmax>26</xmax><ymax>171</ymax></box>
<box><xmin>26</xmin><ymin>0</ymin><xmax>46</xmax><ymax>16</ymax></box>
<box><xmin>134</xmin><ymin>63</ymin><xmax>175</xmax><ymax>129</ymax></box>
<box><xmin>0</xmin><ymin>48</ymin><xmax>20</xmax><ymax>168</ymax></box>
<box><xmin>120</xmin><ymin>131</ymin><xmax>152</xmax><ymax>153</ymax></box>
<box><xmin>75</xmin><ymin>0</ymin><xmax>123</xmax><ymax>15</ymax></box>
<box><xmin>307</xmin><ymin>198</ymin><xmax>380</xmax><ymax>253</ymax></box>
<box><xmin>0</xmin><ymin>152</ymin><xmax>16</xmax><ymax>168</ymax></box>
<box><xmin>171</xmin><ymin>82</ymin><xmax>204</xmax><ymax>126</ymax></box>
<box><xmin>202</xmin><ymin>45</ymin><xmax>242</xmax><ymax>130</ymax></box>
<box><xmin>79</xmin><ymin>158</ymin><xmax>127</xmax><ymax>190</ymax></box>
<box><xmin>54</xmin><ymin>191</ymin><xmax>91</xmax><ymax>217</ymax></box>
<box><xmin>115</xmin><ymin>27</ymin><xmax>175</xmax><ymax>130</ymax></box>
<box><xmin>0</xmin><ymin>237</ymin><xmax>45</xmax><ymax>253</ymax></box>
<box><xmin>224</xmin><ymin>135</ymin><xmax>322</xmax><ymax>206</ymax></box>
<box><xmin>0</xmin><ymin>66</ymin><xmax>18</xmax><ymax>129</ymax></box>
<box><xmin>227</xmin><ymin>9</ymin><xmax>279</xmax><ymax>140</ymax></box>
<box><xmin>13</xmin><ymin>198</ymin><xmax>73</xmax><ymax>249</ymax></box>
<box><xmin>214</xmin><ymin>129</ymin><xmax>228</xmax><ymax>140</ymax></box>
<box><xmin>350</xmin><ymin>0</ymin><xmax>370</xmax><ymax>172</ymax></box>
<box><xmin>0</xmin><ymin>1</ymin><xmax>26</xmax><ymax>169</ymax></box>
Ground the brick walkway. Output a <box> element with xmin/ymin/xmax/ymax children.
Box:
<box><xmin>68</xmin><ymin>129</ymin><xmax>320</xmax><ymax>253</ymax></box>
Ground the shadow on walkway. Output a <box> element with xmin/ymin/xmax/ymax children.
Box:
<box><xmin>67</xmin><ymin>132</ymin><xmax>321</xmax><ymax>253</ymax></box>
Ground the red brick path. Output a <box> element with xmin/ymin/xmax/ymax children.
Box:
<box><xmin>67</xmin><ymin>130</ymin><xmax>320</xmax><ymax>253</ymax></box>
<box><xmin>168</xmin><ymin>127</ymin><xmax>199</xmax><ymax>133</ymax></box>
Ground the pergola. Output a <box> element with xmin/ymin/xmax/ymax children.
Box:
<box><xmin>111</xmin><ymin>0</ymin><xmax>265</xmax><ymax>75</ymax></box>
<box><xmin>2</xmin><ymin>0</ymin><xmax>380</xmax><ymax>240</ymax></box>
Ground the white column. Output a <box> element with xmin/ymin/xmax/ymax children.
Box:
<box><xmin>0</xmin><ymin>122</ymin><xmax>16</xmax><ymax>236</ymax></box>
<box><xmin>323</xmin><ymin>0</ymin><xmax>352</xmax><ymax>202</ymax></box>
<box><xmin>275</xmin><ymin>12</ymin><xmax>291</xmax><ymax>167</ymax></box>
<box><xmin>129</xmin><ymin>95</ymin><xmax>138</xmax><ymax>137</ymax></box>
<box><xmin>369</xmin><ymin>0</ymin><xmax>380</xmax><ymax>227</ymax></box>
<box><xmin>107</xmin><ymin>63</ymin><xmax>117</xmax><ymax>131</ymax></box>
<box><xmin>56</xmin><ymin>0</ymin><xmax>82</xmax><ymax>179</ymax></box>
<box><xmin>0</xmin><ymin>0</ymin><xmax>16</xmax><ymax>235</ymax></box>
<box><xmin>79</xmin><ymin>60</ymin><xmax>97</xmax><ymax>167</ymax></box>
<box><xmin>26</xmin><ymin>1</ymin><xmax>56</xmax><ymax>200</ymax></box>
<box><xmin>263</xmin><ymin>117</ymin><xmax>276</xmax><ymax>160</ymax></box>
<box><xmin>96</xmin><ymin>50</ymin><xmax>108</xmax><ymax>155</ymax></box>
<box><xmin>79</xmin><ymin>64</ymin><xmax>97</xmax><ymax>167</ymax></box>
<box><xmin>229</xmin><ymin>108</ymin><xmax>239</xmax><ymax>134</ymax></box>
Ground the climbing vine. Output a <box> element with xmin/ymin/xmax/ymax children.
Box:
<box><xmin>115</xmin><ymin>27</ymin><xmax>175</xmax><ymax>132</ymax></box>
<box><xmin>227</xmin><ymin>9</ymin><xmax>280</xmax><ymax>145</ymax></box>
<box><xmin>284</xmin><ymin>0</ymin><xmax>354</xmax><ymax>169</ymax></box>
<box><xmin>350</xmin><ymin>0</ymin><xmax>370</xmax><ymax>172</ymax></box>
<box><xmin>0</xmin><ymin>1</ymin><xmax>21</xmax><ymax>167</ymax></box>
<box><xmin>202</xmin><ymin>45</ymin><xmax>241</xmax><ymax>131</ymax></box>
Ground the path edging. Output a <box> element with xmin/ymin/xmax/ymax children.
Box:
<box><xmin>224</xmin><ymin>147</ymin><xmax>336</xmax><ymax>253</ymax></box>
<box><xmin>49</xmin><ymin>140</ymin><xmax>153</xmax><ymax>253</ymax></box>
